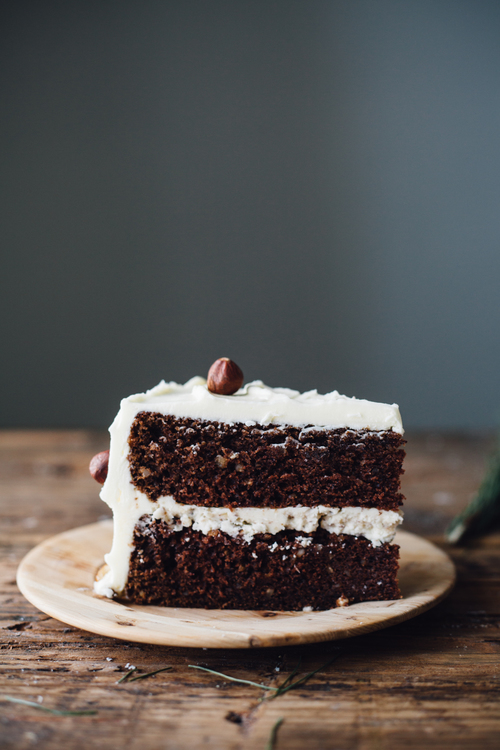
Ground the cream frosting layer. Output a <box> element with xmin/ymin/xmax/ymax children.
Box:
<box><xmin>115</xmin><ymin>377</ymin><xmax>404</xmax><ymax>433</ymax></box>
<box><xmin>152</xmin><ymin>497</ymin><xmax>403</xmax><ymax>545</ymax></box>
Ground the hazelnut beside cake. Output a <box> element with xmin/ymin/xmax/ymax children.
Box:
<box><xmin>92</xmin><ymin>358</ymin><xmax>405</xmax><ymax>610</ymax></box>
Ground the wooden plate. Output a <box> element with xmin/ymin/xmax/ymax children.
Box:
<box><xmin>17</xmin><ymin>521</ymin><xmax>455</xmax><ymax>649</ymax></box>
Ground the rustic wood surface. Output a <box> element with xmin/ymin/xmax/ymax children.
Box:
<box><xmin>1</xmin><ymin>430</ymin><xmax>500</xmax><ymax>749</ymax></box>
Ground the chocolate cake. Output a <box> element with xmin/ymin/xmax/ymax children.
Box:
<box><xmin>93</xmin><ymin>358</ymin><xmax>405</xmax><ymax>610</ymax></box>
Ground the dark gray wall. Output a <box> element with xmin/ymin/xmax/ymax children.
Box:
<box><xmin>2</xmin><ymin>1</ymin><xmax>500</xmax><ymax>429</ymax></box>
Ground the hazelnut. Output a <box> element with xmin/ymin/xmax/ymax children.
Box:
<box><xmin>207</xmin><ymin>358</ymin><xmax>244</xmax><ymax>395</ymax></box>
<box><xmin>89</xmin><ymin>450</ymin><xmax>109</xmax><ymax>484</ymax></box>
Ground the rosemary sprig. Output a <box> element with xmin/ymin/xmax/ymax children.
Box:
<box><xmin>266</xmin><ymin>717</ymin><xmax>284</xmax><ymax>750</ymax></box>
<box><xmin>116</xmin><ymin>667</ymin><xmax>137</xmax><ymax>684</ymax></box>
<box><xmin>271</xmin><ymin>653</ymin><xmax>341</xmax><ymax>698</ymax></box>
<box><xmin>447</xmin><ymin>437</ymin><xmax>500</xmax><ymax>544</ymax></box>
<box><xmin>2</xmin><ymin>696</ymin><xmax>97</xmax><ymax>716</ymax></box>
<box><xmin>127</xmin><ymin>667</ymin><xmax>173</xmax><ymax>682</ymax></box>
<box><xmin>188</xmin><ymin>665</ymin><xmax>277</xmax><ymax>691</ymax></box>
<box><xmin>189</xmin><ymin>652</ymin><xmax>341</xmax><ymax>698</ymax></box>
<box><xmin>272</xmin><ymin>657</ymin><xmax>302</xmax><ymax>694</ymax></box>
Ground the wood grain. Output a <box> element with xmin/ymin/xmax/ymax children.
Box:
<box><xmin>16</xmin><ymin>524</ymin><xmax>455</xmax><ymax>648</ymax></box>
<box><xmin>1</xmin><ymin>430</ymin><xmax>500</xmax><ymax>749</ymax></box>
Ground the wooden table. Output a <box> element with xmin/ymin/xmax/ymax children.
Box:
<box><xmin>1</xmin><ymin>430</ymin><xmax>499</xmax><ymax>749</ymax></box>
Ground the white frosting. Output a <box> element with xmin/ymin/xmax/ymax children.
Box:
<box><xmin>114</xmin><ymin>377</ymin><xmax>403</xmax><ymax>433</ymax></box>
<box><xmin>151</xmin><ymin>497</ymin><xmax>402</xmax><ymax>545</ymax></box>
<box><xmin>94</xmin><ymin>376</ymin><xmax>404</xmax><ymax>598</ymax></box>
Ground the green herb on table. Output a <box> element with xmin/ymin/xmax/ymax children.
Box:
<box><xmin>266</xmin><ymin>717</ymin><xmax>284</xmax><ymax>750</ymax></box>
<box><xmin>271</xmin><ymin>654</ymin><xmax>341</xmax><ymax>698</ymax></box>
<box><xmin>271</xmin><ymin>657</ymin><xmax>302</xmax><ymax>694</ymax></box>
<box><xmin>189</xmin><ymin>652</ymin><xmax>341</xmax><ymax>698</ymax></box>
<box><xmin>116</xmin><ymin>667</ymin><xmax>137</xmax><ymax>684</ymax></box>
<box><xmin>2</xmin><ymin>696</ymin><xmax>97</xmax><ymax>716</ymax></box>
<box><xmin>188</xmin><ymin>665</ymin><xmax>277</xmax><ymax>692</ymax></box>
<box><xmin>447</xmin><ymin>437</ymin><xmax>500</xmax><ymax>543</ymax></box>
<box><xmin>127</xmin><ymin>666</ymin><xmax>173</xmax><ymax>682</ymax></box>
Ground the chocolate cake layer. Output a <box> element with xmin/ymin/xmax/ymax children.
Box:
<box><xmin>128</xmin><ymin>413</ymin><xmax>405</xmax><ymax>510</ymax></box>
<box><xmin>123</xmin><ymin>518</ymin><xmax>401</xmax><ymax>609</ymax></box>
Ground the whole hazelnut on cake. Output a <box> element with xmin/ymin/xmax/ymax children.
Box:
<box><xmin>89</xmin><ymin>450</ymin><xmax>109</xmax><ymax>484</ymax></box>
<box><xmin>207</xmin><ymin>358</ymin><xmax>244</xmax><ymax>395</ymax></box>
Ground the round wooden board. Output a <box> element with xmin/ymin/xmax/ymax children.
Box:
<box><xmin>17</xmin><ymin>521</ymin><xmax>455</xmax><ymax>649</ymax></box>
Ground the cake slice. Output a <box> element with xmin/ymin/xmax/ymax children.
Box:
<box><xmin>92</xmin><ymin>359</ymin><xmax>405</xmax><ymax>610</ymax></box>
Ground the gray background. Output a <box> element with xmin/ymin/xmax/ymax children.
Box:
<box><xmin>2</xmin><ymin>0</ymin><xmax>500</xmax><ymax>430</ymax></box>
